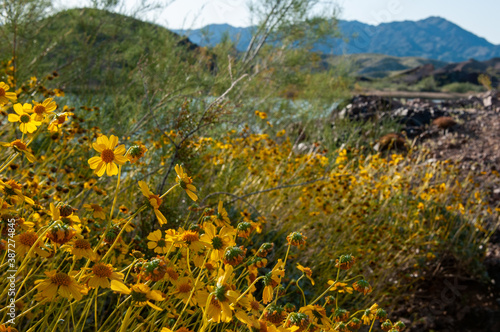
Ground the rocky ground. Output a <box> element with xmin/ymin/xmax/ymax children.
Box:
<box><xmin>336</xmin><ymin>90</ymin><xmax>500</xmax><ymax>331</ymax></box>
<box><xmin>336</xmin><ymin>90</ymin><xmax>500</xmax><ymax>199</ymax></box>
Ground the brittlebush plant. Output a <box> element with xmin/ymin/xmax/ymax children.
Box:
<box><xmin>0</xmin><ymin>70</ymin><xmax>407</xmax><ymax>332</ymax></box>
<box><xmin>194</xmin><ymin>124</ymin><xmax>499</xmax><ymax>303</ymax></box>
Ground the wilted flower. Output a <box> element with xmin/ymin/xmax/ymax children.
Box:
<box><xmin>286</xmin><ymin>232</ymin><xmax>307</xmax><ymax>247</ymax></box>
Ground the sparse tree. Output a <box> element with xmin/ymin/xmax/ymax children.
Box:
<box><xmin>0</xmin><ymin>0</ymin><xmax>52</xmax><ymax>83</ymax></box>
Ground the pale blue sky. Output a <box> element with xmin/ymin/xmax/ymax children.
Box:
<box><xmin>58</xmin><ymin>0</ymin><xmax>500</xmax><ymax>44</ymax></box>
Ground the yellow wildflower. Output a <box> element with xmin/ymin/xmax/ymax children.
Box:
<box><xmin>8</xmin><ymin>103</ymin><xmax>41</xmax><ymax>134</ymax></box>
<box><xmin>69</xmin><ymin>238</ymin><xmax>95</xmax><ymax>260</ymax></box>
<box><xmin>0</xmin><ymin>82</ymin><xmax>17</xmax><ymax>104</ymax></box>
<box><xmin>263</xmin><ymin>259</ymin><xmax>285</xmax><ymax>304</ymax></box>
<box><xmin>296</xmin><ymin>263</ymin><xmax>314</xmax><ymax>285</ymax></box>
<box><xmin>1</xmin><ymin>139</ymin><xmax>36</xmax><ymax>162</ymax></box>
<box><xmin>86</xmin><ymin>263</ymin><xmax>124</xmax><ymax>289</ymax></box>
<box><xmin>138</xmin><ymin>181</ymin><xmax>168</xmax><ymax>225</ymax></box>
<box><xmin>32</xmin><ymin>98</ymin><xmax>57</xmax><ymax>121</ymax></box>
<box><xmin>147</xmin><ymin>229</ymin><xmax>170</xmax><ymax>254</ymax></box>
<box><xmin>83</xmin><ymin>204</ymin><xmax>106</xmax><ymax>220</ymax></box>
<box><xmin>35</xmin><ymin>270</ymin><xmax>86</xmax><ymax>301</ymax></box>
<box><xmin>14</xmin><ymin>231</ymin><xmax>50</xmax><ymax>258</ymax></box>
<box><xmin>175</xmin><ymin>164</ymin><xmax>198</xmax><ymax>201</ymax></box>
<box><xmin>48</xmin><ymin>112</ymin><xmax>70</xmax><ymax>132</ymax></box>
<box><xmin>327</xmin><ymin>281</ymin><xmax>353</xmax><ymax>294</ymax></box>
<box><xmin>88</xmin><ymin>134</ymin><xmax>128</xmax><ymax>176</ymax></box>
<box><xmin>111</xmin><ymin>281</ymin><xmax>164</xmax><ymax>310</ymax></box>
<box><xmin>0</xmin><ymin>179</ymin><xmax>34</xmax><ymax>205</ymax></box>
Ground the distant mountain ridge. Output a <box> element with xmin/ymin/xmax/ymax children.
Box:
<box><xmin>174</xmin><ymin>17</ymin><xmax>500</xmax><ymax>63</ymax></box>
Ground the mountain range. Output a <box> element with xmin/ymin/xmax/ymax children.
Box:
<box><xmin>174</xmin><ymin>17</ymin><xmax>500</xmax><ymax>63</ymax></box>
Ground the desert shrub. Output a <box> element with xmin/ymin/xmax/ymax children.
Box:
<box><xmin>441</xmin><ymin>82</ymin><xmax>485</xmax><ymax>94</ymax></box>
<box><xmin>0</xmin><ymin>68</ymin><xmax>409</xmax><ymax>332</ymax></box>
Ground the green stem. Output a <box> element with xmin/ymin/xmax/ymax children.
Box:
<box><xmin>94</xmin><ymin>288</ymin><xmax>99</xmax><ymax>332</ymax></box>
<box><xmin>349</xmin><ymin>309</ymin><xmax>366</xmax><ymax>319</ymax></box>
<box><xmin>295</xmin><ymin>275</ymin><xmax>306</xmax><ymax>306</ymax></box>
<box><xmin>0</xmin><ymin>152</ymin><xmax>19</xmax><ymax>173</ymax></box>
<box><xmin>368</xmin><ymin>317</ymin><xmax>376</xmax><ymax>332</ymax></box>
<box><xmin>120</xmin><ymin>306</ymin><xmax>133</xmax><ymax>332</ymax></box>
<box><xmin>273</xmin><ymin>245</ymin><xmax>292</xmax><ymax>305</ymax></box>
<box><xmin>309</xmin><ymin>276</ymin><xmax>341</xmax><ymax>306</ymax></box>
<box><xmin>171</xmin><ymin>250</ymin><xmax>211</xmax><ymax>331</ymax></box>
<box><xmin>109</xmin><ymin>165</ymin><xmax>122</xmax><ymax>219</ymax></box>
<box><xmin>160</xmin><ymin>183</ymin><xmax>179</xmax><ymax>199</ymax></box>
<box><xmin>235</xmin><ymin>276</ymin><xmax>265</xmax><ymax>303</ymax></box>
<box><xmin>101</xmin><ymin>206</ymin><xmax>146</xmax><ymax>262</ymax></box>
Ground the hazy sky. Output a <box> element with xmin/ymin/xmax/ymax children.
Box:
<box><xmin>58</xmin><ymin>0</ymin><xmax>500</xmax><ymax>44</ymax></box>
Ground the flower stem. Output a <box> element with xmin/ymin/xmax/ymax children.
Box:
<box><xmin>368</xmin><ymin>317</ymin><xmax>376</xmax><ymax>332</ymax></box>
<box><xmin>160</xmin><ymin>183</ymin><xmax>179</xmax><ymax>199</ymax></box>
<box><xmin>101</xmin><ymin>205</ymin><xmax>146</xmax><ymax>262</ymax></box>
<box><xmin>120</xmin><ymin>306</ymin><xmax>133</xmax><ymax>332</ymax></box>
<box><xmin>171</xmin><ymin>250</ymin><xmax>210</xmax><ymax>331</ymax></box>
<box><xmin>109</xmin><ymin>165</ymin><xmax>122</xmax><ymax>219</ymax></box>
<box><xmin>235</xmin><ymin>276</ymin><xmax>265</xmax><ymax>304</ymax></box>
<box><xmin>295</xmin><ymin>275</ymin><xmax>306</xmax><ymax>306</ymax></box>
<box><xmin>0</xmin><ymin>152</ymin><xmax>19</xmax><ymax>173</ymax></box>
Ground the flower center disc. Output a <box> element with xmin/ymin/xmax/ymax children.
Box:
<box><xmin>166</xmin><ymin>267</ymin><xmax>179</xmax><ymax>281</ymax></box>
<box><xmin>74</xmin><ymin>239</ymin><xmax>91</xmax><ymax>249</ymax></box>
<box><xmin>0</xmin><ymin>88</ymin><xmax>5</xmax><ymax>96</ymax></box>
<box><xmin>181</xmin><ymin>231</ymin><xmax>199</xmax><ymax>243</ymax></box>
<box><xmin>92</xmin><ymin>263</ymin><xmax>113</xmax><ymax>278</ymax></box>
<box><xmin>34</xmin><ymin>105</ymin><xmax>45</xmax><ymax>115</ymax></box>
<box><xmin>101</xmin><ymin>149</ymin><xmax>115</xmax><ymax>163</ymax></box>
<box><xmin>149</xmin><ymin>195</ymin><xmax>162</xmax><ymax>207</ymax></box>
<box><xmin>211</xmin><ymin>236</ymin><xmax>224</xmax><ymax>250</ymax></box>
<box><xmin>131</xmin><ymin>290</ymin><xmax>149</xmax><ymax>302</ymax></box>
<box><xmin>20</xmin><ymin>232</ymin><xmax>38</xmax><ymax>246</ymax></box>
<box><xmin>178</xmin><ymin>283</ymin><xmax>191</xmax><ymax>293</ymax></box>
<box><xmin>20</xmin><ymin>114</ymin><xmax>31</xmax><ymax>123</ymax></box>
<box><xmin>51</xmin><ymin>273</ymin><xmax>72</xmax><ymax>286</ymax></box>
<box><xmin>12</xmin><ymin>140</ymin><xmax>27</xmax><ymax>150</ymax></box>
<box><xmin>210</xmin><ymin>296</ymin><xmax>222</xmax><ymax>309</ymax></box>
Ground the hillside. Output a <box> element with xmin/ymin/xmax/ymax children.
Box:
<box><xmin>176</xmin><ymin>17</ymin><xmax>500</xmax><ymax>63</ymax></box>
<box><xmin>325</xmin><ymin>53</ymin><xmax>449</xmax><ymax>79</ymax></box>
<box><xmin>4</xmin><ymin>8</ymin><xmax>212</xmax><ymax>92</ymax></box>
<box><xmin>388</xmin><ymin>57</ymin><xmax>500</xmax><ymax>88</ymax></box>
<box><xmin>174</xmin><ymin>23</ymin><xmax>253</xmax><ymax>53</ymax></box>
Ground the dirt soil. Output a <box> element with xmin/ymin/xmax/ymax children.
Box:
<box><xmin>396</xmin><ymin>98</ymin><xmax>500</xmax><ymax>331</ymax></box>
<box><xmin>335</xmin><ymin>91</ymin><xmax>500</xmax><ymax>331</ymax></box>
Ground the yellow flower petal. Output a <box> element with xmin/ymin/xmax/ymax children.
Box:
<box><xmin>95</xmin><ymin>162</ymin><xmax>106</xmax><ymax>177</ymax></box>
<box><xmin>186</xmin><ymin>190</ymin><xmax>198</xmax><ymax>202</ymax></box>
<box><xmin>147</xmin><ymin>229</ymin><xmax>162</xmax><ymax>242</ymax></box>
<box><xmin>110</xmin><ymin>280</ymin><xmax>130</xmax><ymax>294</ymax></box>
<box><xmin>147</xmin><ymin>301</ymin><xmax>163</xmax><ymax>311</ymax></box>
<box><xmin>13</xmin><ymin>103</ymin><xmax>24</xmax><ymax>116</ymax></box>
<box><xmin>97</xmin><ymin>135</ymin><xmax>109</xmax><ymax>147</ymax></box>
<box><xmin>106</xmin><ymin>162</ymin><xmax>118</xmax><ymax>176</ymax></box>
<box><xmin>154</xmin><ymin>209</ymin><xmax>168</xmax><ymax>225</ymax></box>
<box><xmin>114</xmin><ymin>155</ymin><xmax>128</xmax><ymax>165</ymax></box>
<box><xmin>93</xmin><ymin>142</ymin><xmax>106</xmax><ymax>153</ymax></box>
<box><xmin>138</xmin><ymin>181</ymin><xmax>152</xmax><ymax>197</ymax></box>
<box><xmin>7</xmin><ymin>114</ymin><xmax>19</xmax><ymax>122</ymax></box>
<box><xmin>109</xmin><ymin>135</ymin><xmax>118</xmax><ymax>149</ymax></box>
<box><xmin>88</xmin><ymin>157</ymin><xmax>103</xmax><ymax>169</ymax></box>
<box><xmin>114</xmin><ymin>144</ymin><xmax>126</xmax><ymax>155</ymax></box>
